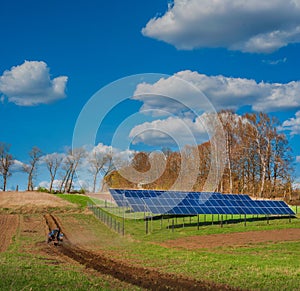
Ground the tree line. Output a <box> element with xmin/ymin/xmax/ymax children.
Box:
<box><xmin>0</xmin><ymin>144</ymin><xmax>115</xmax><ymax>193</ymax></box>
<box><xmin>0</xmin><ymin>111</ymin><xmax>297</xmax><ymax>200</ymax></box>
<box><xmin>104</xmin><ymin>111</ymin><xmax>295</xmax><ymax>200</ymax></box>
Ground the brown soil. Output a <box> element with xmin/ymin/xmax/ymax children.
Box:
<box><xmin>44</xmin><ymin>214</ymin><xmax>241</xmax><ymax>291</ymax></box>
<box><xmin>6</xmin><ymin>213</ymin><xmax>142</xmax><ymax>291</ymax></box>
<box><xmin>0</xmin><ymin>191</ymin><xmax>75</xmax><ymax>213</ymax></box>
<box><xmin>159</xmin><ymin>229</ymin><xmax>300</xmax><ymax>250</ymax></box>
<box><xmin>0</xmin><ymin>214</ymin><xmax>19</xmax><ymax>252</ymax></box>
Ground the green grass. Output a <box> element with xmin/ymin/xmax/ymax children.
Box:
<box><xmin>57</xmin><ymin>194</ymin><xmax>95</xmax><ymax>209</ymax></box>
<box><xmin>3</xmin><ymin>199</ymin><xmax>298</xmax><ymax>291</ymax></box>
<box><xmin>64</xmin><ymin>212</ymin><xmax>300</xmax><ymax>290</ymax></box>
<box><xmin>291</xmin><ymin>205</ymin><xmax>300</xmax><ymax>214</ymax></box>
<box><xmin>81</xmin><ymin>203</ymin><xmax>300</xmax><ymax>288</ymax></box>
<box><xmin>0</xmin><ymin>213</ymin><xmax>140</xmax><ymax>291</ymax></box>
<box><xmin>111</xmin><ymin>211</ymin><xmax>300</xmax><ymax>242</ymax></box>
<box><xmin>0</xmin><ymin>252</ymin><xmax>117</xmax><ymax>291</ymax></box>
<box><xmin>89</xmin><ymin>204</ymin><xmax>300</xmax><ymax>243</ymax></box>
<box><xmin>123</xmin><ymin>241</ymin><xmax>300</xmax><ymax>291</ymax></box>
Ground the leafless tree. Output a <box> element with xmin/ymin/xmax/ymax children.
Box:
<box><xmin>60</xmin><ymin>148</ymin><xmax>85</xmax><ymax>193</ymax></box>
<box><xmin>101</xmin><ymin>111</ymin><xmax>293</xmax><ymax>198</ymax></box>
<box><xmin>23</xmin><ymin>147</ymin><xmax>43</xmax><ymax>191</ymax></box>
<box><xmin>88</xmin><ymin>149</ymin><xmax>108</xmax><ymax>193</ymax></box>
<box><xmin>100</xmin><ymin>152</ymin><xmax>118</xmax><ymax>191</ymax></box>
<box><xmin>59</xmin><ymin>155</ymin><xmax>72</xmax><ymax>193</ymax></box>
<box><xmin>43</xmin><ymin>153</ymin><xmax>64</xmax><ymax>192</ymax></box>
<box><xmin>219</xmin><ymin>110</ymin><xmax>237</xmax><ymax>193</ymax></box>
<box><xmin>0</xmin><ymin>142</ymin><xmax>14</xmax><ymax>191</ymax></box>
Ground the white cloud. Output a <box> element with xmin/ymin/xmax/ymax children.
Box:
<box><xmin>82</xmin><ymin>143</ymin><xmax>135</xmax><ymax>167</ymax></box>
<box><xmin>292</xmin><ymin>178</ymin><xmax>300</xmax><ymax>189</ymax></box>
<box><xmin>282</xmin><ymin>111</ymin><xmax>300</xmax><ymax>135</ymax></box>
<box><xmin>262</xmin><ymin>57</ymin><xmax>287</xmax><ymax>65</ymax></box>
<box><xmin>42</xmin><ymin>152</ymin><xmax>66</xmax><ymax>163</ymax></box>
<box><xmin>133</xmin><ymin>73</ymin><xmax>210</xmax><ymax>116</ymax></box>
<box><xmin>11</xmin><ymin>159</ymin><xmax>25</xmax><ymax>171</ymax></box>
<box><xmin>39</xmin><ymin>179</ymin><xmax>62</xmax><ymax>190</ymax></box>
<box><xmin>142</xmin><ymin>0</ymin><xmax>300</xmax><ymax>53</ymax></box>
<box><xmin>133</xmin><ymin>70</ymin><xmax>300</xmax><ymax>113</ymax></box>
<box><xmin>129</xmin><ymin>116</ymin><xmax>208</xmax><ymax>146</ymax></box>
<box><xmin>0</xmin><ymin>60</ymin><xmax>68</xmax><ymax>106</ymax></box>
<box><xmin>74</xmin><ymin>143</ymin><xmax>136</xmax><ymax>190</ymax></box>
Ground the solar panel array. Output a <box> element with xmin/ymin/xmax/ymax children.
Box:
<box><xmin>109</xmin><ymin>189</ymin><xmax>295</xmax><ymax>216</ymax></box>
<box><xmin>109</xmin><ymin>188</ymin><xmax>129</xmax><ymax>207</ymax></box>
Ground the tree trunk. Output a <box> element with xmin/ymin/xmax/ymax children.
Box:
<box><xmin>259</xmin><ymin>161</ymin><xmax>266</xmax><ymax>198</ymax></box>
<box><xmin>49</xmin><ymin>176</ymin><xmax>54</xmax><ymax>192</ymax></box>
<box><xmin>3</xmin><ymin>175</ymin><xmax>7</xmax><ymax>191</ymax></box>
<box><xmin>62</xmin><ymin>168</ymin><xmax>72</xmax><ymax>193</ymax></box>
<box><xmin>92</xmin><ymin>169</ymin><xmax>100</xmax><ymax>193</ymax></box>
<box><xmin>226</xmin><ymin>134</ymin><xmax>233</xmax><ymax>194</ymax></box>
<box><xmin>67</xmin><ymin>170</ymin><xmax>76</xmax><ymax>193</ymax></box>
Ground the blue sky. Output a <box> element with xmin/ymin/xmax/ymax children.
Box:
<box><xmin>1</xmin><ymin>0</ymin><xmax>300</xmax><ymax>190</ymax></box>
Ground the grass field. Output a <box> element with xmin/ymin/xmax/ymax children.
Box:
<box><xmin>1</xmin><ymin>193</ymin><xmax>299</xmax><ymax>290</ymax></box>
<box><xmin>0</xmin><ymin>212</ymin><xmax>141</xmax><ymax>291</ymax></box>
<box><xmin>56</xmin><ymin>192</ymin><xmax>300</xmax><ymax>290</ymax></box>
<box><xmin>59</xmin><ymin>211</ymin><xmax>300</xmax><ymax>290</ymax></box>
<box><xmin>56</xmin><ymin>194</ymin><xmax>95</xmax><ymax>209</ymax></box>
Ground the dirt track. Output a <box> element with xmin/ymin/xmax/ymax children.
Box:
<box><xmin>44</xmin><ymin>214</ymin><xmax>241</xmax><ymax>291</ymax></box>
<box><xmin>0</xmin><ymin>215</ymin><xmax>19</xmax><ymax>252</ymax></box>
<box><xmin>159</xmin><ymin>228</ymin><xmax>300</xmax><ymax>250</ymax></box>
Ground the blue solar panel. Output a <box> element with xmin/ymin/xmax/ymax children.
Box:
<box><xmin>109</xmin><ymin>189</ymin><xmax>129</xmax><ymax>207</ymax></box>
<box><xmin>109</xmin><ymin>189</ymin><xmax>295</xmax><ymax>216</ymax></box>
<box><xmin>126</xmin><ymin>197</ymin><xmax>148</xmax><ymax>212</ymax></box>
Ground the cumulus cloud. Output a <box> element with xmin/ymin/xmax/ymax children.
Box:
<box><xmin>74</xmin><ymin>143</ymin><xmax>136</xmax><ymax>190</ymax></box>
<box><xmin>129</xmin><ymin>116</ymin><xmax>209</xmax><ymax>146</ymax></box>
<box><xmin>83</xmin><ymin>143</ymin><xmax>135</xmax><ymax>166</ymax></box>
<box><xmin>42</xmin><ymin>152</ymin><xmax>66</xmax><ymax>163</ymax></box>
<box><xmin>0</xmin><ymin>60</ymin><xmax>68</xmax><ymax>106</ymax></box>
<box><xmin>133</xmin><ymin>74</ymin><xmax>210</xmax><ymax>117</ymax></box>
<box><xmin>282</xmin><ymin>111</ymin><xmax>300</xmax><ymax>135</ymax></box>
<box><xmin>11</xmin><ymin>159</ymin><xmax>25</xmax><ymax>171</ymax></box>
<box><xmin>142</xmin><ymin>0</ymin><xmax>300</xmax><ymax>53</ymax></box>
<box><xmin>133</xmin><ymin>70</ymin><xmax>300</xmax><ymax>113</ymax></box>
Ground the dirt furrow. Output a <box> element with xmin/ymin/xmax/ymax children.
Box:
<box><xmin>44</xmin><ymin>213</ymin><xmax>242</xmax><ymax>291</ymax></box>
<box><xmin>0</xmin><ymin>214</ymin><xmax>19</xmax><ymax>252</ymax></box>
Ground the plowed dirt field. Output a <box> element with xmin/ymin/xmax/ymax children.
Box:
<box><xmin>0</xmin><ymin>215</ymin><xmax>19</xmax><ymax>252</ymax></box>
<box><xmin>44</xmin><ymin>214</ymin><xmax>240</xmax><ymax>291</ymax></box>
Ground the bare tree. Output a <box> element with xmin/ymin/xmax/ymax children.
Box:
<box><xmin>102</xmin><ymin>111</ymin><xmax>293</xmax><ymax>197</ymax></box>
<box><xmin>88</xmin><ymin>149</ymin><xmax>108</xmax><ymax>193</ymax></box>
<box><xmin>0</xmin><ymin>142</ymin><xmax>14</xmax><ymax>191</ymax></box>
<box><xmin>59</xmin><ymin>155</ymin><xmax>72</xmax><ymax>193</ymax></box>
<box><xmin>101</xmin><ymin>153</ymin><xmax>121</xmax><ymax>191</ymax></box>
<box><xmin>60</xmin><ymin>148</ymin><xmax>85</xmax><ymax>193</ymax></box>
<box><xmin>43</xmin><ymin>153</ymin><xmax>64</xmax><ymax>192</ymax></box>
<box><xmin>24</xmin><ymin>147</ymin><xmax>43</xmax><ymax>191</ymax></box>
<box><xmin>219</xmin><ymin>110</ymin><xmax>237</xmax><ymax>193</ymax></box>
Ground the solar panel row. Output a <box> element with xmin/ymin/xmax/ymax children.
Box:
<box><xmin>109</xmin><ymin>189</ymin><xmax>295</xmax><ymax>216</ymax></box>
<box><xmin>111</xmin><ymin>189</ymin><xmax>252</xmax><ymax>200</ymax></box>
<box><xmin>144</xmin><ymin>197</ymin><xmax>294</xmax><ymax>215</ymax></box>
